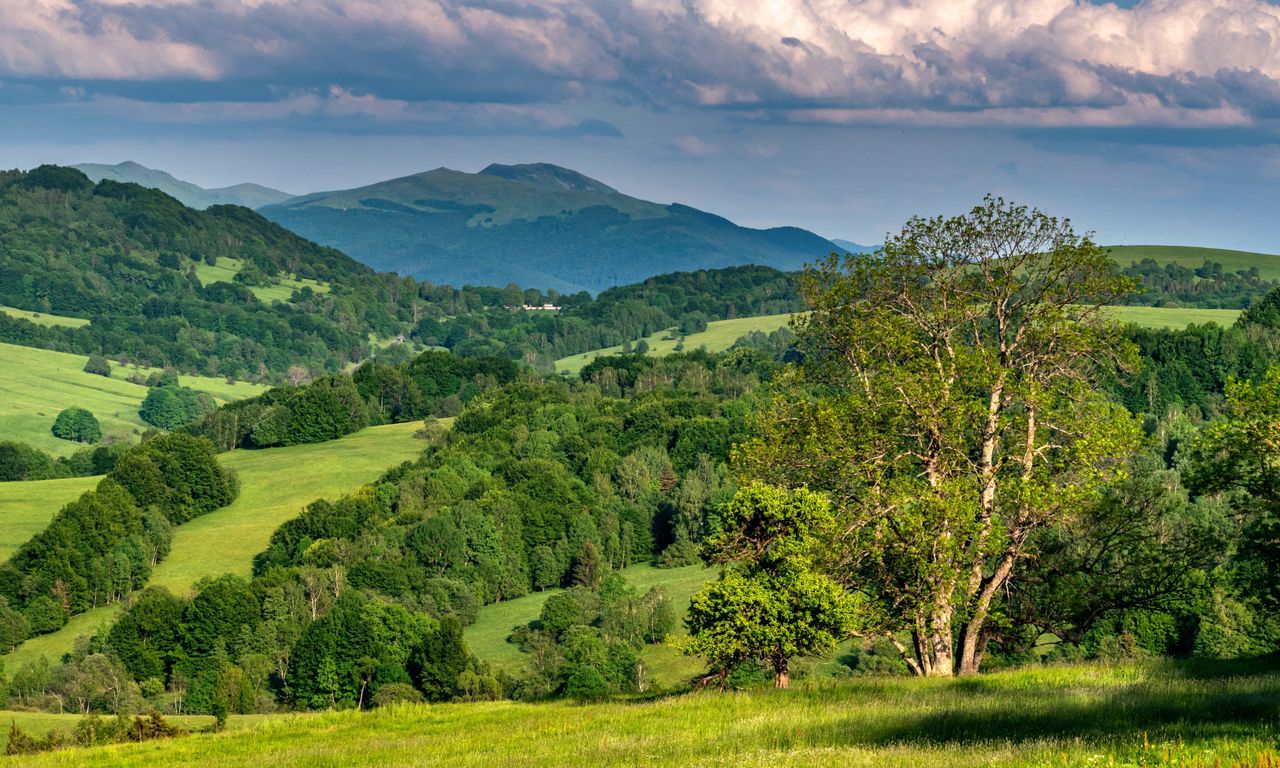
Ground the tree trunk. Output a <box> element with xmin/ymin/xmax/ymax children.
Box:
<box><xmin>773</xmin><ymin>656</ymin><xmax>790</xmax><ymax>689</ymax></box>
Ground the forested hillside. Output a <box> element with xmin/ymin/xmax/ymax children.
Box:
<box><xmin>0</xmin><ymin>166</ymin><xmax>812</xmax><ymax>379</ymax></box>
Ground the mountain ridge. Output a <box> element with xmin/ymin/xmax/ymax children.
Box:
<box><xmin>260</xmin><ymin>162</ymin><xmax>840</xmax><ymax>293</ymax></box>
<box><xmin>73</xmin><ymin>161</ymin><xmax>293</xmax><ymax>210</ymax></box>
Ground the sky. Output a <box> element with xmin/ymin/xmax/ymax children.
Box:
<box><xmin>1</xmin><ymin>0</ymin><xmax>1279</xmax><ymax>249</ymax></box>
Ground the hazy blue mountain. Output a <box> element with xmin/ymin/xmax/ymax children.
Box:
<box><xmin>260</xmin><ymin>163</ymin><xmax>840</xmax><ymax>293</ymax></box>
<box><xmin>831</xmin><ymin>238</ymin><xmax>875</xmax><ymax>254</ymax></box>
<box><xmin>74</xmin><ymin>161</ymin><xmax>292</xmax><ymax>210</ymax></box>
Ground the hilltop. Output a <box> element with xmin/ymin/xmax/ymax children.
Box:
<box><xmin>260</xmin><ymin>163</ymin><xmax>840</xmax><ymax>293</ymax></box>
<box><xmin>73</xmin><ymin>161</ymin><xmax>293</xmax><ymax>210</ymax></box>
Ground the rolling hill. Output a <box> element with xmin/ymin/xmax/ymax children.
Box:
<box><xmin>0</xmin><ymin>421</ymin><xmax>427</xmax><ymax>671</ymax></box>
<box><xmin>1108</xmin><ymin>244</ymin><xmax>1280</xmax><ymax>279</ymax></box>
<box><xmin>74</xmin><ymin>161</ymin><xmax>292</xmax><ymax>210</ymax></box>
<box><xmin>259</xmin><ymin>163</ymin><xmax>840</xmax><ymax>293</ymax></box>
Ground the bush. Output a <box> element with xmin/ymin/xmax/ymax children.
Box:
<box><xmin>371</xmin><ymin>682</ymin><xmax>424</xmax><ymax>707</ymax></box>
<box><xmin>564</xmin><ymin>665</ymin><xmax>610</xmax><ymax>701</ymax></box>
<box><xmin>51</xmin><ymin>407</ymin><xmax>101</xmax><ymax>443</ymax></box>
<box><xmin>83</xmin><ymin>354</ymin><xmax>111</xmax><ymax>377</ymax></box>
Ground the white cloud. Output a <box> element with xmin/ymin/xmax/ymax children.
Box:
<box><xmin>4</xmin><ymin>0</ymin><xmax>1280</xmax><ymax>128</ymax></box>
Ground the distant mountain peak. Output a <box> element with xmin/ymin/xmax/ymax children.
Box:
<box><xmin>479</xmin><ymin>163</ymin><xmax>618</xmax><ymax>195</ymax></box>
<box><xmin>73</xmin><ymin>161</ymin><xmax>293</xmax><ymax>210</ymax></box>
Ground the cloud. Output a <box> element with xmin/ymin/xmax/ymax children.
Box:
<box><xmin>3</xmin><ymin>0</ymin><xmax>1280</xmax><ymax>130</ymax></box>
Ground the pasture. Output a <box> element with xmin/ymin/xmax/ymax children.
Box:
<box><xmin>0</xmin><ymin>475</ymin><xmax>100</xmax><ymax>561</ymax></box>
<box><xmin>0</xmin><ymin>342</ymin><xmax>267</xmax><ymax>456</ymax></box>
<box><xmin>12</xmin><ymin>659</ymin><xmax>1280</xmax><ymax>767</ymax></box>
<box><xmin>555</xmin><ymin>313</ymin><xmax>795</xmax><ymax>374</ymax></box>
<box><xmin>465</xmin><ymin>563</ymin><xmax>714</xmax><ymax>686</ymax></box>
<box><xmin>1101</xmin><ymin>305</ymin><xmax>1241</xmax><ymax>329</ymax></box>
<box><xmin>0</xmin><ymin>306</ymin><xmax>89</xmax><ymax>329</ymax></box>
<box><xmin>1108</xmin><ymin>245</ymin><xmax>1280</xmax><ymax>280</ymax></box>
<box><xmin>193</xmin><ymin>257</ymin><xmax>331</xmax><ymax>304</ymax></box>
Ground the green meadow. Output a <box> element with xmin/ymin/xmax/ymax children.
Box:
<box><xmin>0</xmin><ymin>421</ymin><xmax>427</xmax><ymax>669</ymax></box>
<box><xmin>0</xmin><ymin>306</ymin><xmax>89</xmax><ymax>329</ymax></box>
<box><xmin>151</xmin><ymin>421</ymin><xmax>426</xmax><ymax>596</ymax></box>
<box><xmin>1108</xmin><ymin>244</ymin><xmax>1280</xmax><ymax>280</ymax></box>
<box><xmin>554</xmin><ymin>300</ymin><xmax>1246</xmax><ymax>376</ymax></box>
<box><xmin>0</xmin><ymin>476</ymin><xmax>100</xmax><ymax>561</ymax></box>
<box><xmin>465</xmin><ymin>563</ymin><xmax>714</xmax><ymax>685</ymax></box>
<box><xmin>1100</xmin><ymin>305</ymin><xmax>1242</xmax><ymax>329</ymax></box>
<box><xmin>0</xmin><ymin>342</ymin><xmax>267</xmax><ymax>456</ymax></box>
<box><xmin>11</xmin><ymin>659</ymin><xmax>1280</xmax><ymax>767</ymax></box>
<box><xmin>193</xmin><ymin>256</ymin><xmax>331</xmax><ymax>304</ymax></box>
<box><xmin>556</xmin><ymin>313</ymin><xmax>795</xmax><ymax>374</ymax></box>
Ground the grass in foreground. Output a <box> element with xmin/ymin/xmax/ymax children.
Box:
<box><xmin>11</xmin><ymin>659</ymin><xmax>1280</xmax><ymax>767</ymax></box>
<box><xmin>555</xmin><ymin>314</ymin><xmax>795</xmax><ymax>375</ymax></box>
<box><xmin>0</xmin><ymin>422</ymin><xmax>428</xmax><ymax>669</ymax></box>
<box><xmin>465</xmin><ymin>563</ymin><xmax>713</xmax><ymax>686</ymax></box>
<box><xmin>0</xmin><ymin>342</ymin><xmax>267</xmax><ymax>456</ymax></box>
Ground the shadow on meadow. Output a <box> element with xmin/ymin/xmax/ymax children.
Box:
<box><xmin>755</xmin><ymin>658</ymin><xmax>1280</xmax><ymax>750</ymax></box>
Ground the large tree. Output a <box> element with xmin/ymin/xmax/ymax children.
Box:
<box><xmin>739</xmin><ymin>197</ymin><xmax>1140</xmax><ymax>676</ymax></box>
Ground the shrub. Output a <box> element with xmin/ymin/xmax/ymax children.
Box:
<box><xmin>51</xmin><ymin>406</ymin><xmax>101</xmax><ymax>443</ymax></box>
<box><xmin>83</xmin><ymin>353</ymin><xmax>112</xmax><ymax>377</ymax></box>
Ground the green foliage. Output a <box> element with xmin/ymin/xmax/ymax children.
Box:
<box><xmin>51</xmin><ymin>406</ymin><xmax>101</xmax><ymax>443</ymax></box>
<box><xmin>682</xmin><ymin>483</ymin><xmax>854</xmax><ymax>688</ymax></box>
<box><xmin>740</xmin><ymin>197</ymin><xmax>1141</xmax><ymax>677</ymax></box>
<box><xmin>139</xmin><ymin>385</ymin><xmax>214</xmax><ymax>431</ymax></box>
<box><xmin>0</xmin><ymin>431</ymin><xmax>236</xmax><ymax>630</ymax></box>
<box><xmin>83</xmin><ymin>353</ymin><xmax>111</xmax><ymax>377</ymax></box>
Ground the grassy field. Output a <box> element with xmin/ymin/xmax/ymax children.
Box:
<box><xmin>465</xmin><ymin>563</ymin><xmax>713</xmax><ymax>685</ymax></box>
<box><xmin>0</xmin><ymin>306</ymin><xmax>90</xmax><ymax>329</ymax></box>
<box><xmin>0</xmin><ymin>476</ymin><xmax>100</xmax><ymax>561</ymax></box>
<box><xmin>0</xmin><ymin>342</ymin><xmax>267</xmax><ymax>456</ymax></box>
<box><xmin>1108</xmin><ymin>244</ymin><xmax>1280</xmax><ymax>279</ymax></box>
<box><xmin>193</xmin><ymin>257</ymin><xmax>330</xmax><ymax>304</ymax></box>
<box><xmin>1100</xmin><ymin>305</ymin><xmax>1242</xmax><ymax>329</ymax></box>
<box><xmin>150</xmin><ymin>421</ymin><xmax>426</xmax><ymax>596</ymax></box>
<box><xmin>555</xmin><ymin>314</ymin><xmax>795</xmax><ymax>375</ymax></box>
<box><xmin>0</xmin><ymin>711</ymin><xmax>270</xmax><ymax>739</ymax></box>
<box><xmin>11</xmin><ymin>659</ymin><xmax>1280</xmax><ymax>767</ymax></box>
<box><xmin>0</xmin><ymin>422</ymin><xmax>428</xmax><ymax>670</ymax></box>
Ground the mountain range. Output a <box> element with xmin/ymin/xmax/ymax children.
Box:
<box><xmin>74</xmin><ymin>161</ymin><xmax>293</xmax><ymax>210</ymax></box>
<box><xmin>76</xmin><ymin>160</ymin><xmax>854</xmax><ymax>294</ymax></box>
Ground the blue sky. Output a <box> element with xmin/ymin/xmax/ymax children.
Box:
<box><xmin>2</xmin><ymin>0</ymin><xmax>1279</xmax><ymax>250</ymax></box>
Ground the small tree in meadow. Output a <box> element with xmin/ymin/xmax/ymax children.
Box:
<box><xmin>681</xmin><ymin>482</ymin><xmax>855</xmax><ymax>689</ymax></box>
<box><xmin>51</xmin><ymin>407</ymin><xmax>102</xmax><ymax>443</ymax></box>
<box><xmin>83</xmin><ymin>354</ymin><xmax>111</xmax><ymax>377</ymax></box>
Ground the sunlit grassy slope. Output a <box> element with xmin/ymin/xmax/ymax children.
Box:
<box><xmin>16</xmin><ymin>659</ymin><xmax>1280</xmax><ymax>768</ymax></box>
<box><xmin>0</xmin><ymin>306</ymin><xmax>90</xmax><ymax>329</ymax></box>
<box><xmin>193</xmin><ymin>256</ymin><xmax>331</xmax><ymax>304</ymax></box>
<box><xmin>150</xmin><ymin>421</ymin><xmax>426</xmax><ymax>596</ymax></box>
<box><xmin>0</xmin><ymin>475</ymin><xmax>100</xmax><ymax>561</ymax></box>
<box><xmin>0</xmin><ymin>342</ymin><xmax>268</xmax><ymax>456</ymax></box>
<box><xmin>0</xmin><ymin>422</ymin><xmax>427</xmax><ymax>669</ymax></box>
<box><xmin>1108</xmin><ymin>244</ymin><xmax>1280</xmax><ymax>279</ymax></box>
<box><xmin>1100</xmin><ymin>305</ymin><xmax>1241</xmax><ymax>329</ymax></box>
<box><xmin>465</xmin><ymin>563</ymin><xmax>713</xmax><ymax>686</ymax></box>
<box><xmin>555</xmin><ymin>313</ymin><xmax>795</xmax><ymax>375</ymax></box>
